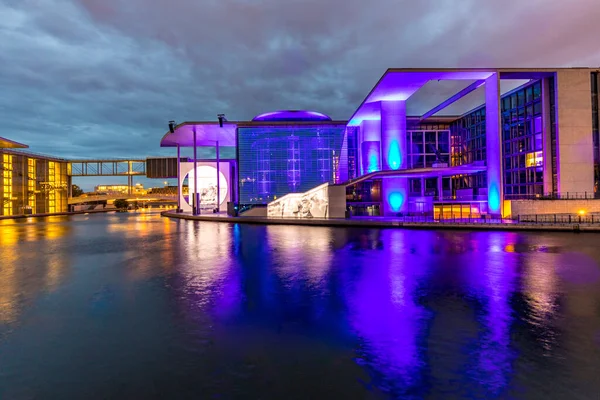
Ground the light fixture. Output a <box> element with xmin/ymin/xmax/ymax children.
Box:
<box><xmin>579</xmin><ymin>210</ymin><xmax>586</xmax><ymax>215</ymax></box>
<box><xmin>217</xmin><ymin>114</ymin><xmax>226</xmax><ymax>128</ymax></box>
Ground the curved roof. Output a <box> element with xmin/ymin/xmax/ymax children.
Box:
<box><xmin>252</xmin><ymin>110</ymin><xmax>331</xmax><ymax>122</ymax></box>
<box><xmin>160</xmin><ymin>122</ymin><xmax>238</xmax><ymax>148</ymax></box>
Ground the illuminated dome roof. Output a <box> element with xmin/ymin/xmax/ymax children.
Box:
<box><xmin>252</xmin><ymin>110</ymin><xmax>332</xmax><ymax>122</ymax></box>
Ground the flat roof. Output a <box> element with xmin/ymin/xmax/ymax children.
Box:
<box><xmin>160</xmin><ymin>120</ymin><xmax>347</xmax><ymax>148</ymax></box>
<box><xmin>348</xmin><ymin>67</ymin><xmax>600</xmax><ymax>126</ymax></box>
<box><xmin>0</xmin><ymin>136</ymin><xmax>28</xmax><ymax>149</ymax></box>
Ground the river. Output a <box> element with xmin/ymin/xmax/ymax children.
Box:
<box><xmin>1</xmin><ymin>211</ymin><xmax>599</xmax><ymax>399</ymax></box>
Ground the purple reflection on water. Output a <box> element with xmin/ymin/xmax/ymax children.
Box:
<box><xmin>344</xmin><ymin>230</ymin><xmax>431</xmax><ymax>395</ymax></box>
<box><xmin>554</xmin><ymin>252</ymin><xmax>600</xmax><ymax>284</ymax></box>
<box><xmin>464</xmin><ymin>232</ymin><xmax>518</xmax><ymax>396</ymax></box>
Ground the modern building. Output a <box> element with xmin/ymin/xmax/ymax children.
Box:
<box><xmin>162</xmin><ymin>68</ymin><xmax>600</xmax><ymax>218</ymax></box>
<box><xmin>1</xmin><ymin>137</ymin><xmax>70</xmax><ymax>216</ymax></box>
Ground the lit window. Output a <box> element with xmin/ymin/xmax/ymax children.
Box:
<box><xmin>526</xmin><ymin>151</ymin><xmax>543</xmax><ymax>167</ymax></box>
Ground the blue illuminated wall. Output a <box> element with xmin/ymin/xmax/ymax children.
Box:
<box><xmin>382</xmin><ymin>177</ymin><xmax>408</xmax><ymax>215</ymax></box>
<box><xmin>237</xmin><ymin>124</ymin><xmax>346</xmax><ymax>204</ymax></box>
<box><xmin>485</xmin><ymin>73</ymin><xmax>503</xmax><ymax>216</ymax></box>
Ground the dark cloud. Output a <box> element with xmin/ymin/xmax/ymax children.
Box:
<box><xmin>1</xmin><ymin>0</ymin><xmax>599</xmax><ymax>161</ymax></box>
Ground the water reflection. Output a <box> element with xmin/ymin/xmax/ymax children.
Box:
<box><xmin>1</xmin><ymin>214</ymin><xmax>600</xmax><ymax>399</ymax></box>
<box><xmin>344</xmin><ymin>230</ymin><xmax>431</xmax><ymax>397</ymax></box>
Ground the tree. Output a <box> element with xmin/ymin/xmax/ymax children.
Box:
<box><xmin>114</xmin><ymin>199</ymin><xmax>129</xmax><ymax>210</ymax></box>
<box><xmin>71</xmin><ymin>184</ymin><xmax>84</xmax><ymax>197</ymax></box>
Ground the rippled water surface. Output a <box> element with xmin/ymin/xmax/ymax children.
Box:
<box><xmin>1</xmin><ymin>212</ymin><xmax>600</xmax><ymax>399</ymax></box>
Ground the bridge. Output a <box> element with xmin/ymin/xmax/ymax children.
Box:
<box><xmin>68</xmin><ymin>159</ymin><xmax>147</xmax><ymax>194</ymax></box>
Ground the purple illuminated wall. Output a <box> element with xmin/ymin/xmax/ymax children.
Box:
<box><xmin>381</xmin><ymin>101</ymin><xmax>407</xmax><ymax>171</ymax></box>
<box><xmin>361</xmin><ymin>141</ymin><xmax>381</xmax><ymax>173</ymax></box>
<box><xmin>485</xmin><ymin>73</ymin><xmax>503</xmax><ymax>216</ymax></box>
<box><xmin>360</xmin><ymin>120</ymin><xmax>382</xmax><ymax>174</ymax></box>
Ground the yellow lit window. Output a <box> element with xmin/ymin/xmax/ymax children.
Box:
<box><xmin>525</xmin><ymin>151</ymin><xmax>543</xmax><ymax>167</ymax></box>
<box><xmin>3</xmin><ymin>154</ymin><xmax>13</xmax><ymax>215</ymax></box>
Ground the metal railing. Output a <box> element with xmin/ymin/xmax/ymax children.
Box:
<box><xmin>350</xmin><ymin>215</ymin><xmax>516</xmax><ymax>225</ymax></box>
<box><xmin>508</xmin><ymin>192</ymin><xmax>600</xmax><ymax>200</ymax></box>
<box><xmin>518</xmin><ymin>213</ymin><xmax>600</xmax><ymax>224</ymax></box>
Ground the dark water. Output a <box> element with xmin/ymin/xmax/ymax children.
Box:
<box><xmin>1</xmin><ymin>212</ymin><xmax>599</xmax><ymax>399</ymax></box>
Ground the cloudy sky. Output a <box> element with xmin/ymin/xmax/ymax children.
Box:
<box><xmin>1</xmin><ymin>0</ymin><xmax>599</xmax><ymax>187</ymax></box>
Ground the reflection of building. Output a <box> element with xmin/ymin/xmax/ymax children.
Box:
<box><xmin>1</xmin><ymin>137</ymin><xmax>69</xmax><ymax>216</ymax></box>
<box><xmin>161</xmin><ymin>68</ymin><xmax>600</xmax><ymax>218</ymax></box>
<box><xmin>94</xmin><ymin>183</ymin><xmax>146</xmax><ymax>195</ymax></box>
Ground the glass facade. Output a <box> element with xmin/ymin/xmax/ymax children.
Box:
<box><xmin>592</xmin><ymin>72</ymin><xmax>599</xmax><ymax>194</ymax></box>
<box><xmin>237</xmin><ymin>124</ymin><xmax>346</xmax><ymax>204</ymax></box>
<box><xmin>548</xmin><ymin>76</ymin><xmax>558</xmax><ymax>194</ymax></box>
<box><xmin>501</xmin><ymin>81</ymin><xmax>543</xmax><ymax>199</ymax></box>
<box><xmin>346</xmin><ymin>126</ymin><xmax>359</xmax><ymax>180</ymax></box>
<box><xmin>451</xmin><ymin>80</ymin><xmax>545</xmax><ymax>199</ymax></box>
<box><xmin>450</xmin><ymin>108</ymin><xmax>487</xmax><ymax>191</ymax></box>
<box><xmin>0</xmin><ymin>150</ymin><xmax>68</xmax><ymax>216</ymax></box>
<box><xmin>407</xmin><ymin>130</ymin><xmax>450</xmax><ymax>168</ymax></box>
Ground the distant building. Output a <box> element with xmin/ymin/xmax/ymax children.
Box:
<box><xmin>1</xmin><ymin>137</ymin><xmax>69</xmax><ymax>216</ymax></box>
<box><xmin>94</xmin><ymin>183</ymin><xmax>145</xmax><ymax>195</ymax></box>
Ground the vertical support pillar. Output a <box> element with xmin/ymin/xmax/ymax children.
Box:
<box><xmin>420</xmin><ymin>177</ymin><xmax>425</xmax><ymax>197</ymax></box>
<box><xmin>216</xmin><ymin>140</ymin><xmax>220</xmax><ymax>212</ymax></box>
<box><xmin>541</xmin><ymin>78</ymin><xmax>553</xmax><ymax>195</ymax></box>
<box><xmin>381</xmin><ymin>100</ymin><xmax>407</xmax><ymax>170</ymax></box>
<box><xmin>382</xmin><ymin>176</ymin><xmax>408</xmax><ymax>216</ymax></box>
<box><xmin>485</xmin><ymin>73</ymin><xmax>503</xmax><ymax>217</ymax></box>
<box><xmin>193</xmin><ymin>128</ymin><xmax>198</xmax><ymax>215</ymax></box>
<box><xmin>357</xmin><ymin>124</ymin><xmax>364</xmax><ymax>176</ymax></box>
<box><xmin>176</xmin><ymin>144</ymin><xmax>181</xmax><ymax>212</ymax></box>
<box><xmin>361</xmin><ymin>120</ymin><xmax>382</xmax><ymax>173</ymax></box>
<box><xmin>437</xmin><ymin>175</ymin><xmax>443</xmax><ymax>201</ymax></box>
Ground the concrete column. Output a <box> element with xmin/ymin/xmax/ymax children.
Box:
<box><xmin>361</xmin><ymin>120</ymin><xmax>382</xmax><ymax>173</ymax></box>
<box><xmin>193</xmin><ymin>128</ymin><xmax>198</xmax><ymax>215</ymax></box>
<box><xmin>485</xmin><ymin>73</ymin><xmax>503</xmax><ymax>217</ymax></box>
<box><xmin>381</xmin><ymin>100</ymin><xmax>407</xmax><ymax>170</ymax></box>
<box><xmin>541</xmin><ymin>78</ymin><xmax>553</xmax><ymax>194</ymax></box>
<box><xmin>420</xmin><ymin>177</ymin><xmax>425</xmax><ymax>197</ymax></box>
<box><xmin>437</xmin><ymin>175</ymin><xmax>443</xmax><ymax>201</ymax></box>
<box><xmin>176</xmin><ymin>144</ymin><xmax>181</xmax><ymax>212</ymax></box>
<box><xmin>382</xmin><ymin>176</ymin><xmax>408</xmax><ymax>216</ymax></box>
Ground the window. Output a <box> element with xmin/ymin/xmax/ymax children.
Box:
<box><xmin>408</xmin><ymin>130</ymin><xmax>450</xmax><ymax>168</ymax></box>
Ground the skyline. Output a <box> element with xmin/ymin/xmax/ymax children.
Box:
<box><xmin>2</xmin><ymin>0</ymin><xmax>600</xmax><ymax>164</ymax></box>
